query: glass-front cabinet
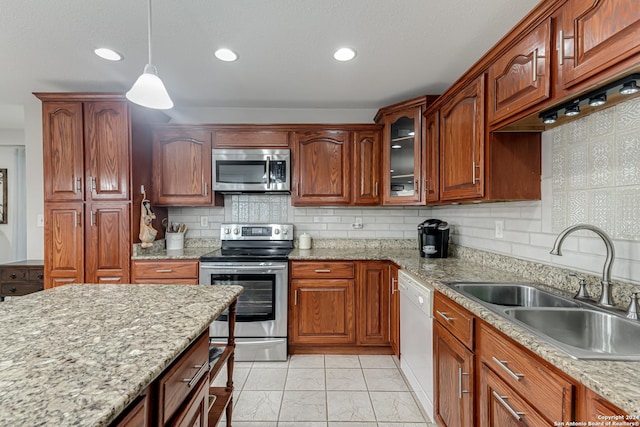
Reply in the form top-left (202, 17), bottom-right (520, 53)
top-left (376, 96), bottom-right (437, 205)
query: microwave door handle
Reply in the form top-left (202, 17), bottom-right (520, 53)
top-left (266, 156), bottom-right (271, 189)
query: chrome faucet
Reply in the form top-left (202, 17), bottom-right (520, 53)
top-left (550, 224), bottom-right (616, 307)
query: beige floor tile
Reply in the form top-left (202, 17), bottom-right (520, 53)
top-left (233, 390), bottom-right (283, 422)
top-left (289, 354), bottom-right (325, 368)
top-left (243, 368), bottom-right (288, 390)
top-left (211, 366), bottom-right (250, 389)
top-left (325, 368), bottom-right (367, 391)
top-left (252, 359), bottom-right (290, 369)
top-left (377, 423), bottom-right (436, 427)
top-left (279, 423), bottom-right (328, 427)
top-left (285, 368), bottom-right (326, 390)
top-left (327, 391), bottom-right (376, 422)
top-left (324, 354), bottom-right (361, 368)
top-left (369, 392), bottom-right (425, 423)
top-left (358, 355), bottom-right (397, 368)
top-left (328, 422), bottom-right (377, 427)
top-left (363, 368), bottom-right (409, 391)
top-left (279, 390), bottom-right (327, 422)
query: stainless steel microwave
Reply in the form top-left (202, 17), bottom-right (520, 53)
top-left (212, 148), bottom-right (290, 193)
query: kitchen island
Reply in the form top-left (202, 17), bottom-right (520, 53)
top-left (0, 283), bottom-right (243, 426)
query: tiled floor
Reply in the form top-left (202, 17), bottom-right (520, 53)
top-left (213, 354), bottom-right (436, 427)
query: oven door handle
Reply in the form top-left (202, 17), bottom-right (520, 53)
top-left (201, 265), bottom-right (286, 271)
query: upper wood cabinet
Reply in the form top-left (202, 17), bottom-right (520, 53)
top-left (439, 76), bottom-right (485, 201)
top-left (352, 129), bottom-right (381, 205)
top-left (423, 110), bottom-right (440, 204)
top-left (488, 18), bottom-right (552, 125)
top-left (213, 128), bottom-right (289, 148)
top-left (152, 129), bottom-right (214, 206)
top-left (291, 130), bottom-right (351, 206)
top-left (42, 101), bottom-right (130, 202)
top-left (557, 0), bottom-right (640, 91)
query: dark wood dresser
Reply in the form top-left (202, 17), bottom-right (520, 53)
top-left (0, 260), bottom-right (44, 301)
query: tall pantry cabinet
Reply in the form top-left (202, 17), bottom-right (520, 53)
top-left (36, 93), bottom-right (152, 288)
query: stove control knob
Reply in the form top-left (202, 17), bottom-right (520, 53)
top-left (223, 227), bottom-right (231, 235)
top-left (233, 228), bottom-right (239, 235)
top-left (274, 228), bottom-right (280, 235)
top-left (283, 228), bottom-right (289, 235)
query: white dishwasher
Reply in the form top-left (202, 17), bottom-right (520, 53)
top-left (399, 269), bottom-right (434, 422)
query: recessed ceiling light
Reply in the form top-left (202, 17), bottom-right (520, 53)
top-left (94, 48), bottom-right (123, 61)
top-left (215, 48), bottom-right (238, 62)
top-left (333, 47), bottom-right (356, 61)
top-left (391, 144), bottom-right (402, 149)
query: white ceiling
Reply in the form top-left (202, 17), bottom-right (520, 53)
top-left (0, 0), bottom-right (540, 125)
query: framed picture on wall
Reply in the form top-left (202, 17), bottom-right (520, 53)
top-left (0, 169), bottom-right (6, 224)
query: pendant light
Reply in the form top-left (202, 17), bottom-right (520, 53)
top-left (126, 0), bottom-right (173, 109)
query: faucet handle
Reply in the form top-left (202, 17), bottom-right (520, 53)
top-left (626, 292), bottom-right (639, 320)
top-left (567, 272), bottom-right (592, 300)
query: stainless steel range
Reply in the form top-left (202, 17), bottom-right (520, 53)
top-left (199, 223), bottom-right (293, 361)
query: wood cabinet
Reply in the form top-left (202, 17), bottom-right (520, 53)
top-left (439, 76), bottom-right (485, 201)
top-left (423, 110), bottom-right (440, 204)
top-left (291, 130), bottom-right (351, 206)
top-left (357, 261), bottom-right (389, 345)
top-left (352, 129), bottom-right (381, 205)
top-left (0, 260), bottom-right (44, 301)
top-left (290, 261), bottom-right (356, 345)
top-left (579, 387), bottom-right (629, 422)
top-left (557, 0), bottom-right (640, 91)
top-left (37, 94), bottom-right (138, 288)
top-left (488, 18), bottom-right (552, 125)
top-left (213, 128), bottom-right (289, 148)
top-left (132, 260), bottom-right (199, 285)
top-left (389, 264), bottom-right (400, 358)
top-left (152, 129), bottom-right (215, 206)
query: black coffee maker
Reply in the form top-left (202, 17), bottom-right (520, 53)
top-left (418, 219), bottom-right (450, 258)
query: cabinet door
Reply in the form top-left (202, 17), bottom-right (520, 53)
top-left (440, 76), bottom-right (485, 201)
top-left (44, 202), bottom-right (84, 288)
top-left (423, 110), bottom-right (440, 204)
top-left (171, 375), bottom-right (208, 427)
top-left (382, 108), bottom-right (423, 205)
top-left (479, 363), bottom-right (550, 427)
top-left (290, 278), bottom-right (355, 344)
top-left (357, 262), bottom-right (389, 345)
top-left (488, 18), bottom-right (551, 125)
top-left (85, 202), bottom-right (130, 284)
top-left (84, 102), bottom-right (130, 201)
top-left (434, 322), bottom-right (474, 427)
top-left (42, 102), bottom-right (84, 202)
top-left (352, 130), bottom-right (381, 205)
top-left (152, 130), bottom-right (213, 206)
top-left (291, 130), bottom-right (351, 206)
top-left (558, 0), bottom-right (640, 90)
top-left (389, 264), bottom-right (400, 358)
top-left (580, 387), bottom-right (628, 422)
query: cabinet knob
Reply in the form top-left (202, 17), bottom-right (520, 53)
top-left (37, 274), bottom-right (44, 280)
top-left (9, 274), bottom-right (17, 279)
top-left (9, 287), bottom-right (16, 293)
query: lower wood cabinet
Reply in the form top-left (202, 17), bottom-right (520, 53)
top-left (131, 260), bottom-right (199, 285)
top-left (289, 260), bottom-right (396, 353)
top-left (389, 263), bottom-right (400, 357)
top-left (579, 387), bottom-right (629, 422)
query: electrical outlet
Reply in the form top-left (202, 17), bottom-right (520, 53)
top-left (37, 214), bottom-right (44, 227)
top-left (352, 217), bottom-right (363, 229)
top-left (200, 216), bottom-right (209, 228)
top-left (495, 220), bottom-right (504, 239)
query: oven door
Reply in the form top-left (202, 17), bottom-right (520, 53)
top-left (200, 262), bottom-right (288, 338)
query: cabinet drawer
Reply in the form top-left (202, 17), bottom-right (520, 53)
top-left (1, 269), bottom-right (28, 281)
top-left (158, 332), bottom-right (209, 425)
top-left (290, 262), bottom-right (355, 279)
top-left (434, 292), bottom-right (474, 349)
top-left (478, 322), bottom-right (574, 422)
top-left (132, 260), bottom-right (199, 279)
top-left (1, 283), bottom-right (44, 297)
top-left (28, 269), bottom-right (45, 281)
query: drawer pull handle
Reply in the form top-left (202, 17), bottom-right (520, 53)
top-left (436, 310), bottom-right (455, 322)
top-left (492, 357), bottom-right (524, 381)
top-left (458, 367), bottom-right (470, 399)
top-left (37, 275), bottom-right (44, 280)
top-left (9, 287), bottom-right (17, 293)
top-left (182, 362), bottom-right (208, 388)
top-left (9, 274), bottom-right (17, 279)
top-left (492, 391), bottom-right (524, 421)
top-left (155, 269), bottom-right (173, 273)
top-left (314, 269), bottom-right (331, 273)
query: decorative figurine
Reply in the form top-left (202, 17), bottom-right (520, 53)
top-left (139, 192), bottom-right (157, 248)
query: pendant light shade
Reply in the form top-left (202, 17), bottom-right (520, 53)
top-left (126, 0), bottom-right (173, 109)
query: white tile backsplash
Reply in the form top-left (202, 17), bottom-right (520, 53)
top-left (167, 97), bottom-right (640, 286)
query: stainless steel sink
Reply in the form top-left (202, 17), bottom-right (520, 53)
top-left (504, 308), bottom-right (640, 361)
top-left (449, 282), bottom-right (580, 308)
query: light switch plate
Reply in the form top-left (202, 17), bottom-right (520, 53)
top-left (495, 220), bottom-right (504, 239)
top-left (200, 216), bottom-right (208, 228)
top-left (37, 214), bottom-right (44, 227)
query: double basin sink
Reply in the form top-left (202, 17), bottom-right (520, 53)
top-left (445, 282), bottom-right (640, 361)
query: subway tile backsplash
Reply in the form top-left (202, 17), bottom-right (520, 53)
top-left (168, 97), bottom-right (640, 286)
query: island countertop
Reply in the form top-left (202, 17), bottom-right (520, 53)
top-left (0, 283), bottom-right (243, 427)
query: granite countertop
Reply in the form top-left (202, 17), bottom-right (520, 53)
top-left (0, 284), bottom-right (243, 426)
top-left (289, 247), bottom-right (640, 416)
top-left (131, 247), bottom-right (215, 260)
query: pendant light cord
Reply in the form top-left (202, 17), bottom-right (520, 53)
top-left (147, 0), bottom-right (153, 65)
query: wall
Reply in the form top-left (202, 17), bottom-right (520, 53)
top-left (0, 129), bottom-right (27, 263)
top-left (170, 97), bottom-right (640, 286)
